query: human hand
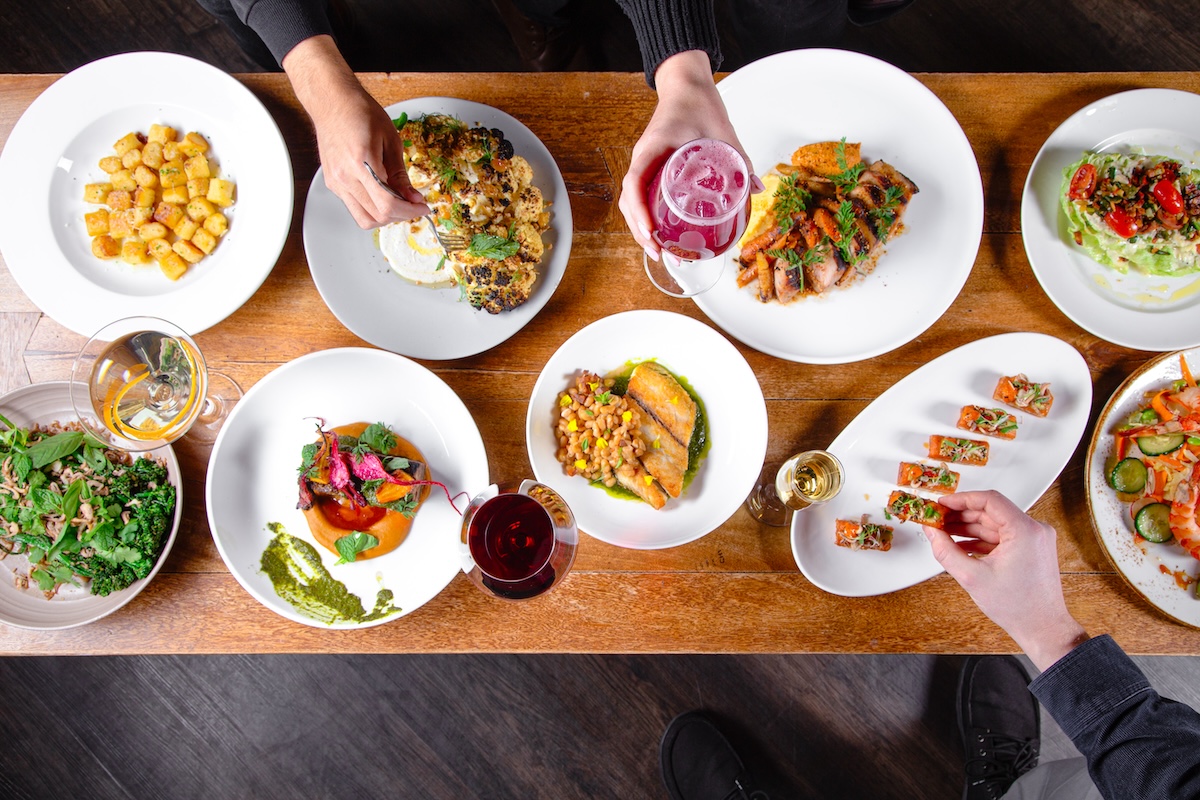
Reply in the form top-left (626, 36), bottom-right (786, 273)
top-left (924, 490), bottom-right (1088, 671)
top-left (618, 50), bottom-right (762, 263)
top-left (283, 36), bottom-right (429, 229)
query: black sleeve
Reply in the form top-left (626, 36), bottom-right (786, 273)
top-left (613, 0), bottom-right (722, 88)
top-left (204, 0), bottom-right (335, 66)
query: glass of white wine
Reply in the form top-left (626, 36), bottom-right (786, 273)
top-left (70, 316), bottom-right (242, 451)
top-left (745, 450), bottom-right (844, 527)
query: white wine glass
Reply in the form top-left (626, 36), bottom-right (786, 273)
top-left (70, 316), bottom-right (242, 451)
top-left (745, 449), bottom-right (844, 527)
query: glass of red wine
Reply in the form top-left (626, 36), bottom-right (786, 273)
top-left (459, 480), bottom-right (578, 600)
top-left (644, 137), bottom-right (751, 298)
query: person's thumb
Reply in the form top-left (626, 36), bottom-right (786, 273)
top-left (924, 525), bottom-right (977, 582)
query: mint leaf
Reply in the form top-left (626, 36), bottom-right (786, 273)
top-left (334, 532), bottom-right (379, 565)
top-left (391, 112), bottom-right (408, 131)
top-left (358, 423), bottom-right (397, 456)
top-left (468, 233), bottom-right (519, 260)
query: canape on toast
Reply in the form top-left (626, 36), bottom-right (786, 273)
top-left (734, 139), bottom-right (918, 304)
top-left (835, 518), bottom-right (894, 551)
top-left (885, 491), bottom-right (949, 529)
top-left (956, 405), bottom-right (1019, 440)
top-left (994, 374), bottom-right (1054, 417)
top-left (897, 461), bottom-right (960, 494)
top-left (927, 434), bottom-right (990, 466)
top-left (554, 362), bottom-right (703, 510)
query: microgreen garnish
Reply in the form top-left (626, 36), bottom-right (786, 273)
top-left (771, 173), bottom-right (810, 224)
top-left (334, 532), bottom-right (379, 565)
top-left (830, 138), bottom-right (865, 193)
top-left (468, 232), bottom-right (520, 260)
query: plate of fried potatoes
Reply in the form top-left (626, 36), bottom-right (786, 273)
top-left (0, 52), bottom-right (293, 336)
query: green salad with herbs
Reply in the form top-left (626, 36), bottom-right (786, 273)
top-left (0, 413), bottom-right (176, 597)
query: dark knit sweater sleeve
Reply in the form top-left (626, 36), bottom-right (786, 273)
top-left (226, 0), bottom-right (334, 65)
top-left (614, 0), bottom-right (722, 88)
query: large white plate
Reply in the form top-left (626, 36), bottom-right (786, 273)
top-left (303, 97), bottom-right (572, 360)
top-left (693, 49), bottom-right (983, 364)
top-left (0, 52), bottom-right (293, 336)
top-left (526, 310), bottom-right (767, 549)
top-left (1021, 89), bottom-right (1200, 352)
top-left (1086, 346), bottom-right (1200, 628)
top-left (206, 348), bottom-right (489, 628)
top-left (792, 333), bottom-right (1092, 596)
top-left (0, 381), bottom-right (181, 630)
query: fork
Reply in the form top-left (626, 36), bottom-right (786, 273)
top-left (362, 161), bottom-right (470, 253)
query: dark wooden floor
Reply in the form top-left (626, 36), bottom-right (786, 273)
top-left (4, 1), bottom-right (1200, 798)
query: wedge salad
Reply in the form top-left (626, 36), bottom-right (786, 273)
top-left (1062, 152), bottom-right (1200, 276)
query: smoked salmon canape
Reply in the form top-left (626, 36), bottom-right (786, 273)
top-left (897, 461), bottom-right (961, 494)
top-left (927, 434), bottom-right (989, 466)
top-left (885, 491), bottom-right (950, 529)
top-left (835, 518), bottom-right (894, 551)
top-left (957, 405), bottom-right (1019, 440)
top-left (994, 374), bottom-right (1053, 417)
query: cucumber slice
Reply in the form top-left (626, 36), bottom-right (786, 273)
top-left (1134, 502), bottom-right (1174, 543)
top-left (1137, 433), bottom-right (1186, 456)
top-left (1109, 457), bottom-right (1148, 493)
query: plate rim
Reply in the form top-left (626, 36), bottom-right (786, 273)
top-left (302, 96), bottom-right (572, 360)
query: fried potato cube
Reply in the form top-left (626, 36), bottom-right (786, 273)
top-left (141, 141), bottom-right (164, 169)
top-left (126, 206), bottom-right (154, 228)
top-left (203, 212), bottom-right (228, 237)
top-left (110, 169), bottom-right (137, 192)
top-left (158, 160), bottom-right (186, 188)
top-left (84, 209), bottom-right (110, 236)
top-left (187, 178), bottom-right (209, 199)
top-left (138, 221), bottom-right (168, 240)
top-left (191, 226), bottom-right (217, 254)
top-left (105, 190), bottom-right (133, 211)
top-left (178, 131), bottom-right (209, 157)
top-left (152, 201), bottom-right (185, 229)
top-left (163, 141), bottom-right (181, 161)
top-left (121, 148), bottom-right (142, 169)
top-left (172, 239), bottom-right (204, 264)
top-left (173, 217), bottom-right (199, 240)
top-left (91, 235), bottom-right (120, 259)
top-left (135, 186), bottom-right (157, 208)
top-left (206, 178), bottom-right (235, 208)
top-left (159, 252), bottom-right (188, 280)
top-left (186, 197), bottom-right (214, 221)
top-left (112, 132), bottom-right (144, 156)
top-left (148, 124), bottom-right (176, 144)
top-left (133, 165), bottom-right (158, 188)
top-left (120, 238), bottom-right (150, 265)
top-left (161, 185), bottom-right (189, 205)
top-left (147, 237), bottom-right (173, 261)
top-left (107, 210), bottom-right (133, 238)
top-left (84, 182), bottom-right (113, 204)
top-left (98, 156), bottom-right (122, 174)
top-left (184, 154), bottom-right (210, 180)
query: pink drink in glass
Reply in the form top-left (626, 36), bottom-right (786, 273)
top-left (648, 138), bottom-right (750, 265)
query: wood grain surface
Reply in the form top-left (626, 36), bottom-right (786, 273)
top-left (3, 71), bottom-right (1200, 655)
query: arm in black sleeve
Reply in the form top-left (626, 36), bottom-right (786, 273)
top-left (1030, 635), bottom-right (1200, 799)
top-left (197, 0), bottom-right (334, 66)
top-left (613, 0), bottom-right (721, 87)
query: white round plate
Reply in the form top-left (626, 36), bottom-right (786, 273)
top-left (1021, 88), bottom-right (1200, 352)
top-left (206, 347), bottom-right (489, 628)
top-left (1086, 345), bottom-right (1200, 627)
top-left (0, 381), bottom-right (182, 629)
top-left (0, 52), bottom-right (293, 336)
top-left (526, 310), bottom-right (767, 549)
top-left (694, 49), bottom-right (983, 364)
top-left (303, 97), bottom-right (572, 360)
top-left (792, 333), bottom-right (1092, 596)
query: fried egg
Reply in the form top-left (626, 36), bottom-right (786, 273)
top-left (377, 216), bottom-right (456, 288)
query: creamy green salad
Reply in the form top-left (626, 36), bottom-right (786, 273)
top-left (1061, 151), bottom-right (1200, 276)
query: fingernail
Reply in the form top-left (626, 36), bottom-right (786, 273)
top-left (644, 246), bottom-right (659, 263)
top-left (638, 224), bottom-right (652, 241)
top-left (751, 174), bottom-right (766, 194)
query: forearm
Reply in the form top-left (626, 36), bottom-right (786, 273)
top-left (613, 0), bottom-right (721, 87)
top-left (282, 35), bottom-right (361, 125)
top-left (1031, 635), bottom-right (1200, 797)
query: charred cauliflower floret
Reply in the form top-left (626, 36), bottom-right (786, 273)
top-left (514, 186), bottom-right (544, 223)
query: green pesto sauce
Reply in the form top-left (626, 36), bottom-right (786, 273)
top-left (261, 522), bottom-right (401, 625)
top-left (594, 360), bottom-right (711, 503)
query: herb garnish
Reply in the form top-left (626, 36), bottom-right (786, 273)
top-left (391, 112), bottom-right (408, 131)
top-left (335, 531), bottom-right (380, 565)
top-left (830, 138), bottom-right (866, 193)
top-left (771, 173), bottom-right (811, 224)
top-left (468, 231), bottom-right (520, 260)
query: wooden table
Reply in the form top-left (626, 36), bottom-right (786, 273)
top-left (2, 71), bottom-right (1200, 655)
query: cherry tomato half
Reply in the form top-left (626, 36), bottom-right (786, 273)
top-left (1152, 179), bottom-right (1185, 215)
top-left (1068, 163), bottom-right (1097, 200)
top-left (1104, 207), bottom-right (1139, 239)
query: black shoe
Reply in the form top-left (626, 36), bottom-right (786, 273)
top-left (660, 711), bottom-right (769, 800)
top-left (957, 656), bottom-right (1041, 800)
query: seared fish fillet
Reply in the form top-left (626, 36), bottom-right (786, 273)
top-left (635, 413), bottom-right (689, 498)
top-left (626, 363), bottom-right (697, 449)
top-left (615, 462), bottom-right (668, 510)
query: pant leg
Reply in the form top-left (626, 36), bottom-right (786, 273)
top-left (1001, 758), bottom-right (1103, 800)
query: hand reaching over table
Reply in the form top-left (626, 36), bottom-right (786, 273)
top-left (284, 35), bottom-right (429, 229)
top-left (618, 50), bottom-right (762, 263)
top-left (924, 490), bottom-right (1090, 671)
